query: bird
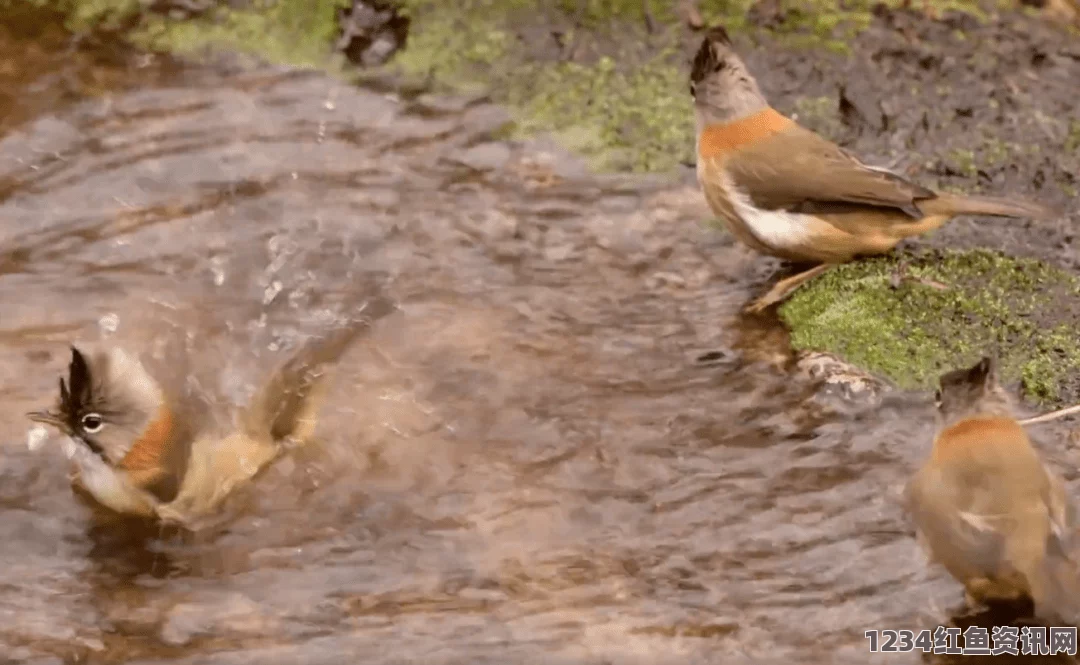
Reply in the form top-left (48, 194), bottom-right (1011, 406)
top-left (26, 313), bottom-right (384, 528)
top-left (689, 26), bottom-right (1057, 313)
top-left (904, 356), bottom-right (1079, 622)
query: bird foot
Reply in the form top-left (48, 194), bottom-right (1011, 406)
top-left (744, 263), bottom-right (833, 314)
top-left (743, 292), bottom-right (783, 314)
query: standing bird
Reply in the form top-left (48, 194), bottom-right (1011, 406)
top-left (689, 26), bottom-right (1057, 312)
top-left (26, 314), bottom-right (384, 528)
top-left (905, 357), bottom-right (1079, 622)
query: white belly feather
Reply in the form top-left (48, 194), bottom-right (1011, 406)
top-left (61, 435), bottom-right (159, 515)
top-left (718, 170), bottom-right (816, 251)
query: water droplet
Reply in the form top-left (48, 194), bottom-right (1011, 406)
top-left (26, 425), bottom-right (49, 451)
top-left (98, 313), bottom-right (120, 335)
top-left (263, 280), bottom-right (284, 305)
top-left (287, 290), bottom-right (307, 309)
top-left (210, 256), bottom-right (227, 286)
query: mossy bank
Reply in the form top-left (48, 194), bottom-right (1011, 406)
top-left (18, 0), bottom-right (1071, 175)
top-left (778, 250), bottom-right (1080, 405)
top-left (15, 0), bottom-right (1033, 173)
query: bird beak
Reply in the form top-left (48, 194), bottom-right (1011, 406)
top-left (26, 410), bottom-right (67, 431)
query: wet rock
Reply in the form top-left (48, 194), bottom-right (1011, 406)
top-left (694, 349), bottom-right (738, 367)
top-left (517, 136), bottom-right (591, 182)
top-left (795, 351), bottom-right (894, 408)
top-left (456, 104), bottom-right (515, 144)
top-left (448, 142), bottom-right (513, 172)
top-left (458, 208), bottom-right (520, 244)
top-left (409, 92), bottom-right (488, 117)
top-left (336, 0), bottom-right (410, 67)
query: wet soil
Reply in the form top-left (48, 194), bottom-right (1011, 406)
top-left (0, 5), bottom-right (1079, 665)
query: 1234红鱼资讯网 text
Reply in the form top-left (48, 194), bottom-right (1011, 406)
top-left (865, 626), bottom-right (1077, 655)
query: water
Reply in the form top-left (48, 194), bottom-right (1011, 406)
top-left (1, 13), bottom-right (1078, 665)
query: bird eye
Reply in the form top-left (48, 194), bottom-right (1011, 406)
top-left (81, 413), bottom-right (104, 433)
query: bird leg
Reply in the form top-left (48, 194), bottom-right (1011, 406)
top-left (744, 263), bottom-right (833, 314)
top-left (888, 258), bottom-right (910, 289)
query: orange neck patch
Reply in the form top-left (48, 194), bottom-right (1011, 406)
top-left (698, 107), bottom-right (793, 159)
top-left (119, 404), bottom-right (174, 472)
top-left (932, 415), bottom-right (1026, 460)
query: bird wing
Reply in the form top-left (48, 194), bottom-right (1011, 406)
top-left (1031, 473), bottom-right (1080, 622)
top-left (903, 467), bottom-right (1009, 578)
top-left (241, 295), bottom-right (397, 445)
top-left (156, 431), bottom-right (281, 529)
top-left (1045, 469), bottom-right (1076, 542)
top-left (723, 124), bottom-right (937, 218)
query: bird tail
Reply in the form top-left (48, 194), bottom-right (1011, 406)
top-left (157, 299), bottom-right (397, 527)
top-left (927, 192), bottom-right (1059, 221)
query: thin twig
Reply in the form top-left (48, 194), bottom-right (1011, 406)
top-left (1020, 403), bottom-right (1080, 426)
top-left (642, 0), bottom-right (656, 34)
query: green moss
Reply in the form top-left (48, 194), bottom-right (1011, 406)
top-left (2, 0), bottom-right (141, 30)
top-left (507, 54), bottom-right (692, 171)
top-left (552, 0), bottom-right (678, 28)
top-left (387, 0), bottom-right (1015, 174)
top-left (390, 0), bottom-right (1002, 173)
top-left (390, 0), bottom-right (696, 172)
top-left (16, 0), bottom-right (1045, 176)
top-left (135, 0), bottom-right (350, 69)
top-left (12, 0), bottom-right (351, 69)
top-left (778, 249), bottom-right (1080, 404)
top-left (792, 95), bottom-right (843, 139)
top-left (946, 148), bottom-right (978, 178)
top-left (392, 0), bottom-right (520, 91)
top-left (981, 137), bottom-right (1012, 166)
top-left (1066, 118), bottom-right (1080, 154)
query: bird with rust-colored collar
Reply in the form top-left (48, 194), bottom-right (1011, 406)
top-left (27, 318), bottom-right (376, 527)
top-left (905, 357), bottom-right (1079, 622)
top-left (690, 26), bottom-right (1057, 313)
